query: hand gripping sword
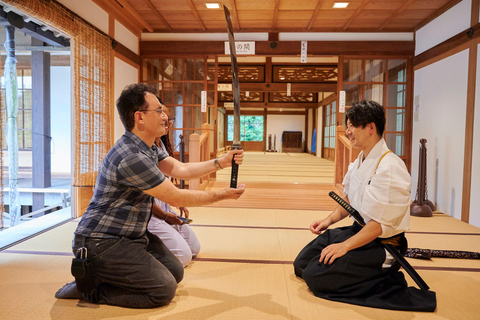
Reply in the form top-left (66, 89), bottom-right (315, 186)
top-left (223, 5), bottom-right (241, 188)
top-left (329, 191), bottom-right (430, 292)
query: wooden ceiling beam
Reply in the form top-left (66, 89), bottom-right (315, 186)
top-left (379, 0), bottom-right (416, 31)
top-left (119, 0), bottom-right (463, 34)
top-left (187, 0), bottom-right (207, 31)
top-left (93, 0), bottom-right (153, 33)
top-left (144, 0), bottom-right (172, 31)
top-left (238, 82), bottom-right (337, 92)
top-left (342, 0), bottom-right (370, 31)
top-left (307, 0), bottom-right (324, 30)
top-left (222, 102), bottom-right (319, 109)
top-left (272, 0), bottom-right (280, 31)
top-left (229, 0), bottom-right (241, 30)
top-left (141, 40), bottom-right (415, 56)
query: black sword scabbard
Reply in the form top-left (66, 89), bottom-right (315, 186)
top-left (328, 191), bottom-right (430, 292)
top-left (383, 244), bottom-right (430, 292)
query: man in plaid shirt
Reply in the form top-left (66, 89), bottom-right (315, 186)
top-left (56, 83), bottom-right (245, 308)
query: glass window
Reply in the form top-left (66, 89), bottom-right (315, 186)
top-left (162, 82), bottom-right (183, 105)
top-left (388, 60), bottom-right (407, 82)
top-left (195, 59), bottom-right (204, 80)
top-left (163, 58), bottom-right (183, 81)
top-left (344, 84), bottom-right (362, 106)
top-left (365, 59), bottom-right (385, 82)
top-left (184, 59), bottom-right (196, 81)
top-left (385, 133), bottom-right (404, 156)
top-left (184, 83), bottom-right (195, 105)
top-left (386, 108), bottom-right (405, 132)
top-left (365, 84), bottom-right (383, 104)
top-left (1, 69), bottom-right (32, 150)
top-left (227, 115), bottom-right (264, 141)
top-left (183, 106), bottom-right (203, 129)
top-left (343, 59), bottom-right (362, 82)
top-left (387, 84), bottom-right (406, 107)
top-left (341, 57), bottom-right (409, 158)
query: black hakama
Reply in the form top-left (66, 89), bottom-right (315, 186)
top-left (293, 223), bottom-right (436, 312)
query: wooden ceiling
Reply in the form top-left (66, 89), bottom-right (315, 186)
top-left (107, 0), bottom-right (461, 33)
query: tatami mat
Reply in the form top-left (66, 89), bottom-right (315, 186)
top-left (1, 152), bottom-right (480, 319)
top-left (215, 152), bottom-right (334, 184)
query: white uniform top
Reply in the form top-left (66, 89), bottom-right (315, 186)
top-left (342, 138), bottom-right (411, 238)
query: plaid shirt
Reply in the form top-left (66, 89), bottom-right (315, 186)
top-left (75, 131), bottom-right (168, 239)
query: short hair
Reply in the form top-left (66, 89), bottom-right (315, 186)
top-left (116, 83), bottom-right (157, 131)
top-left (345, 100), bottom-right (385, 137)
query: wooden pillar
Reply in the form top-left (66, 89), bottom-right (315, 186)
top-left (31, 38), bottom-right (51, 214)
top-left (189, 133), bottom-right (200, 190)
top-left (265, 57), bottom-right (272, 151)
top-left (461, 0), bottom-right (480, 223)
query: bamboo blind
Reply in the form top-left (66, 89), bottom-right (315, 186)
top-left (72, 23), bottom-right (112, 186)
top-left (1, 0), bottom-right (113, 188)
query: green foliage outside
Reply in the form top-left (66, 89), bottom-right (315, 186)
top-left (227, 115), bottom-right (263, 141)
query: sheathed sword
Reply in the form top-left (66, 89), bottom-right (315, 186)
top-left (223, 5), bottom-right (241, 188)
top-left (329, 191), bottom-right (430, 292)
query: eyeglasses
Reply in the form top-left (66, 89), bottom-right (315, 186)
top-left (141, 107), bottom-right (165, 115)
top-left (168, 117), bottom-right (175, 123)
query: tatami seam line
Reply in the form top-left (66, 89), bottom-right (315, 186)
top-left (2, 250), bottom-right (479, 273)
top-left (189, 224), bottom-right (480, 236)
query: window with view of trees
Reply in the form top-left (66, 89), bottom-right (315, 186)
top-left (1, 69), bottom-right (32, 150)
top-left (227, 115), bottom-right (264, 141)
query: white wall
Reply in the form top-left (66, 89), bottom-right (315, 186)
top-left (113, 58), bottom-right (139, 141)
top-left (470, 44), bottom-right (480, 228)
top-left (56, 0), bottom-right (109, 34)
top-left (414, 0), bottom-right (480, 226)
top-left (412, 50), bottom-right (468, 221)
top-left (415, 0), bottom-right (471, 55)
top-left (266, 115), bottom-right (305, 153)
top-left (115, 20), bottom-right (139, 54)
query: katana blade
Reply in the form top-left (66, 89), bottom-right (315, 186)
top-left (224, 5), bottom-right (241, 188)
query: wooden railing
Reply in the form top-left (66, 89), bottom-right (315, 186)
top-left (334, 125), bottom-right (360, 192)
top-left (3, 187), bottom-right (71, 219)
top-left (189, 123), bottom-right (213, 190)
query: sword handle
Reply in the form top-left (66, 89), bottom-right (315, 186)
top-left (230, 145), bottom-right (241, 188)
top-left (230, 159), bottom-right (239, 188)
top-left (328, 191), bottom-right (365, 226)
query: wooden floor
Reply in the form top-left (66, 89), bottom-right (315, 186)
top-left (1, 152), bottom-right (480, 319)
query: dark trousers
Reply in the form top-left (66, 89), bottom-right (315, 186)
top-left (293, 224), bottom-right (436, 312)
top-left (73, 231), bottom-right (184, 308)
